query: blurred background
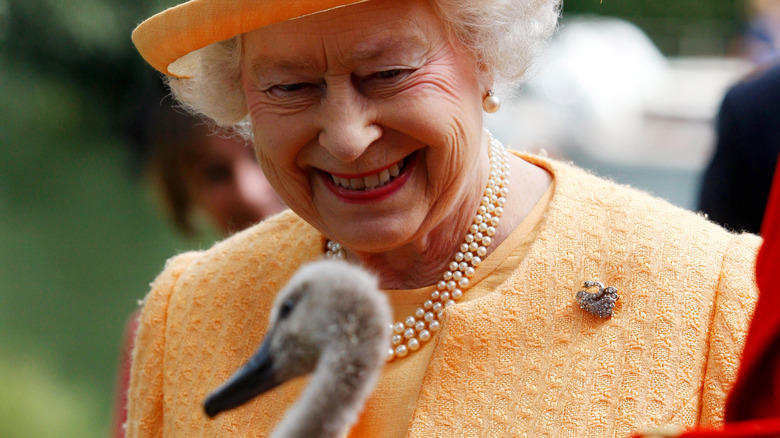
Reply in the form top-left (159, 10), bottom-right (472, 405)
top-left (0, 0), bottom-right (773, 436)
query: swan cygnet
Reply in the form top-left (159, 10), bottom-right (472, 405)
top-left (203, 259), bottom-right (392, 438)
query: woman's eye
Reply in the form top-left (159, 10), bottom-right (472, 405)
top-left (275, 83), bottom-right (306, 92)
top-left (375, 69), bottom-right (402, 79)
top-left (266, 82), bottom-right (315, 98)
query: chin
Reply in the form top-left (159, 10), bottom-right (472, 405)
top-left (329, 218), bottom-right (421, 253)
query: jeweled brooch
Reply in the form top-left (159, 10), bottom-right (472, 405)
top-left (576, 281), bottom-right (619, 318)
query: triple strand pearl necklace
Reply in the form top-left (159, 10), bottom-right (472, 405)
top-left (326, 132), bottom-right (511, 361)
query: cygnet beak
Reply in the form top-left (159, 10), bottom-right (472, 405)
top-left (203, 336), bottom-right (281, 418)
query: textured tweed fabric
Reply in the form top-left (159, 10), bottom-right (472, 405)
top-left (126, 155), bottom-right (760, 437)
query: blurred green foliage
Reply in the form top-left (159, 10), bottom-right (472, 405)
top-left (563, 0), bottom-right (750, 55)
top-left (0, 2), bottom-right (214, 435)
top-left (0, 348), bottom-right (104, 437)
top-left (0, 0), bottom-right (751, 436)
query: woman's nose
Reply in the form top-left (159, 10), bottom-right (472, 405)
top-left (317, 81), bottom-right (382, 162)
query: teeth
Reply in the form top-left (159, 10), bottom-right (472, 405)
top-left (389, 163), bottom-right (400, 177)
top-left (350, 178), bottom-right (365, 190)
top-left (364, 173), bottom-right (380, 189)
top-left (332, 159), bottom-right (406, 190)
top-left (379, 169), bottom-right (391, 184)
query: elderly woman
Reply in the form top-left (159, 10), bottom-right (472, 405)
top-left (126, 0), bottom-right (760, 436)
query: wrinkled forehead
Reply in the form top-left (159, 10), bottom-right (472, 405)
top-left (243, 35), bottom-right (433, 79)
top-left (240, 0), bottom-right (443, 74)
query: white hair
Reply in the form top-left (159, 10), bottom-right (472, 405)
top-left (166, 0), bottom-right (561, 129)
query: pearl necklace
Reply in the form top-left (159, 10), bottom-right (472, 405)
top-left (326, 132), bottom-right (510, 361)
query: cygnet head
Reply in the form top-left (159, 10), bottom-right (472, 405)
top-left (204, 259), bottom-right (392, 418)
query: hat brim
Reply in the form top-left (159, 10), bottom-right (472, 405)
top-left (132, 0), bottom-right (369, 78)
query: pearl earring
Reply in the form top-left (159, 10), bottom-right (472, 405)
top-left (482, 90), bottom-right (501, 113)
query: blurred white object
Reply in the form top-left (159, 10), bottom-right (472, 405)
top-left (486, 16), bottom-right (753, 210)
top-left (536, 17), bottom-right (669, 121)
top-left (488, 16), bottom-right (752, 169)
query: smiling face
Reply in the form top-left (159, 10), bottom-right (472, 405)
top-left (185, 134), bottom-right (286, 235)
top-left (240, 0), bottom-right (490, 255)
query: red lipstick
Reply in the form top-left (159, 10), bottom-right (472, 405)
top-left (319, 152), bottom-right (418, 203)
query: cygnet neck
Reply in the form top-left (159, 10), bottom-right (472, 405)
top-left (270, 333), bottom-right (386, 438)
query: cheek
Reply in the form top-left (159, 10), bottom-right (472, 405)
top-left (250, 130), bottom-right (324, 227)
top-left (241, 80), bottom-right (324, 227)
top-left (195, 182), bottom-right (230, 206)
top-left (253, 144), bottom-right (308, 198)
top-left (393, 77), bottom-right (485, 212)
top-left (382, 48), bottom-right (483, 146)
top-left (243, 83), bottom-right (315, 205)
top-left (190, 188), bottom-right (233, 230)
top-left (383, 77), bottom-right (484, 184)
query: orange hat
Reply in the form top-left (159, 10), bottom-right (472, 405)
top-left (132, 0), bottom-right (368, 78)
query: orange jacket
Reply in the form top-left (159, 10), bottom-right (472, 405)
top-left (127, 156), bottom-right (761, 437)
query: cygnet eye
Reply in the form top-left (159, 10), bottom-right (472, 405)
top-left (278, 298), bottom-right (296, 320)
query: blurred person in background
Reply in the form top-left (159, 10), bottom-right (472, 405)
top-left (110, 99), bottom-right (286, 438)
top-left (741, 0), bottom-right (780, 65)
top-left (135, 98), bottom-right (286, 236)
top-left (698, 61), bottom-right (780, 234)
